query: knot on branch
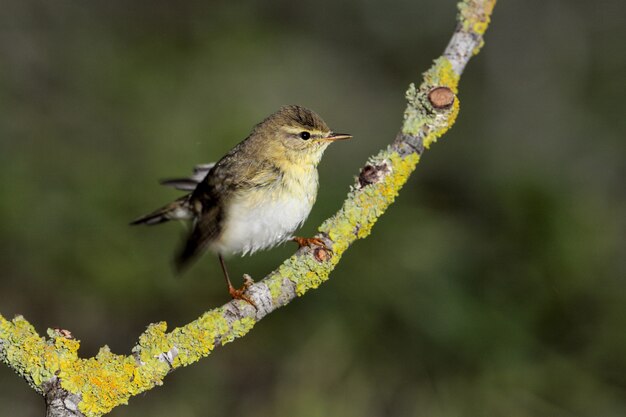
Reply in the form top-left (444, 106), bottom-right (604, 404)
top-left (358, 161), bottom-right (391, 188)
top-left (313, 246), bottom-right (332, 262)
top-left (428, 87), bottom-right (455, 110)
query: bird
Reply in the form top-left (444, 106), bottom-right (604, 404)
top-left (131, 105), bottom-right (351, 304)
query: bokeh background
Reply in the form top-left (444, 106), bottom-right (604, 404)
top-left (1, 0), bottom-right (625, 416)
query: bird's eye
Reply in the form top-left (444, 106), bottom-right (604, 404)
top-left (299, 131), bottom-right (311, 140)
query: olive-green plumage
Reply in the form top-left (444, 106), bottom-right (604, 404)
top-left (131, 105), bottom-right (351, 274)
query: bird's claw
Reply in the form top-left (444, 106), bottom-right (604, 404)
top-left (228, 280), bottom-right (257, 309)
top-left (293, 236), bottom-right (331, 251)
top-left (293, 236), bottom-right (334, 262)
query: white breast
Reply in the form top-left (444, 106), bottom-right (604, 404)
top-left (210, 179), bottom-right (317, 256)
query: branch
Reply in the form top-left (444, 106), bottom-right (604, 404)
top-left (0, 1), bottom-right (496, 416)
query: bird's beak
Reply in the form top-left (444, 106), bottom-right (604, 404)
top-left (321, 132), bottom-right (352, 142)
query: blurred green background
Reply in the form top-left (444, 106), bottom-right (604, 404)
top-left (1, 0), bottom-right (625, 416)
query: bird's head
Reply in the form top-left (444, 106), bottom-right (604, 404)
top-left (252, 105), bottom-right (351, 166)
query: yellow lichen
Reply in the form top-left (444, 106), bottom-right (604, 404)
top-left (423, 57), bottom-right (460, 93)
top-left (404, 59), bottom-right (461, 149)
top-left (316, 150), bottom-right (419, 277)
top-left (58, 346), bottom-right (150, 416)
top-left (458, 0), bottom-right (496, 36)
top-left (0, 305), bottom-right (266, 417)
top-left (51, 306), bottom-right (262, 416)
top-left (266, 274), bottom-right (285, 302)
top-left (402, 57), bottom-right (460, 141)
top-left (0, 316), bottom-right (55, 392)
top-left (222, 317), bottom-right (256, 345)
top-left (276, 252), bottom-right (333, 296)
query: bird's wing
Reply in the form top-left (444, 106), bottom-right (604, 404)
top-left (174, 145), bottom-right (282, 269)
top-left (160, 162), bottom-right (216, 191)
top-left (206, 151), bottom-right (281, 193)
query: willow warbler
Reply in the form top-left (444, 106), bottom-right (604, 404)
top-left (131, 105), bottom-right (351, 302)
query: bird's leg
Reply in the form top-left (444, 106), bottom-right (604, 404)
top-left (218, 254), bottom-right (256, 308)
top-left (292, 236), bottom-right (332, 253)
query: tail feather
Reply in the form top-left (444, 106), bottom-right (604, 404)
top-left (159, 179), bottom-right (199, 192)
top-left (130, 196), bottom-right (193, 226)
top-left (160, 162), bottom-right (216, 191)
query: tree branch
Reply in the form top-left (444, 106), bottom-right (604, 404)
top-left (0, 1), bottom-right (497, 415)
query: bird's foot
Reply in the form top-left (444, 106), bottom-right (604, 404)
top-left (293, 236), bottom-right (333, 260)
top-left (293, 236), bottom-right (327, 249)
top-left (227, 277), bottom-right (256, 309)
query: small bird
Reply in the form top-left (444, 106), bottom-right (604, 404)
top-left (131, 105), bottom-right (351, 303)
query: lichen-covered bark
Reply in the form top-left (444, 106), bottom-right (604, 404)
top-left (0, 1), bottom-right (497, 416)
